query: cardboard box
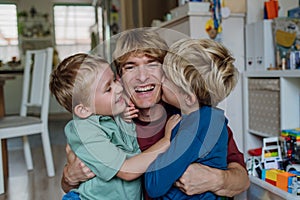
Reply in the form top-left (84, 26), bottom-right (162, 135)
top-left (224, 0), bottom-right (246, 13)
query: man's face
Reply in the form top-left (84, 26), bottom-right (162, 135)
top-left (120, 54), bottom-right (163, 109)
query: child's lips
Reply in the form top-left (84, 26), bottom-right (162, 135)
top-left (116, 96), bottom-right (124, 104)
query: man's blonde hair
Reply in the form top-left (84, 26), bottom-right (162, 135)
top-left (50, 53), bottom-right (109, 113)
top-left (113, 28), bottom-right (168, 75)
top-left (163, 38), bottom-right (239, 106)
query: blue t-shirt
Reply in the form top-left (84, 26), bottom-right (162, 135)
top-left (144, 106), bottom-right (228, 199)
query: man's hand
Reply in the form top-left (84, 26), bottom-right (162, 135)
top-left (175, 163), bottom-right (223, 196)
top-left (61, 144), bottom-right (96, 192)
top-left (175, 162), bottom-right (249, 197)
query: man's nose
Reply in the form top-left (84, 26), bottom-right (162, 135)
top-left (136, 65), bottom-right (149, 81)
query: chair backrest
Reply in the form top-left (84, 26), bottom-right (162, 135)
top-left (20, 47), bottom-right (53, 121)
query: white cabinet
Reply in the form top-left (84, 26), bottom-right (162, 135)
top-left (245, 20), bottom-right (275, 71)
top-left (157, 12), bottom-right (246, 151)
top-left (243, 70), bottom-right (300, 199)
top-left (243, 70), bottom-right (300, 155)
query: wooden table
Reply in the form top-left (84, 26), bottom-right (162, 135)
top-left (0, 75), bottom-right (15, 194)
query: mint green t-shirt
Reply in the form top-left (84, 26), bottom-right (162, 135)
top-left (65, 115), bottom-right (143, 200)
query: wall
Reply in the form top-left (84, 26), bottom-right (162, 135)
top-left (247, 0), bottom-right (299, 24)
top-left (120, 0), bottom-right (177, 29)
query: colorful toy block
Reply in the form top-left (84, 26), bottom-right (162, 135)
top-left (276, 171), bottom-right (296, 191)
top-left (265, 169), bottom-right (285, 186)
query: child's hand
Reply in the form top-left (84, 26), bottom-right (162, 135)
top-left (122, 100), bottom-right (139, 123)
top-left (164, 114), bottom-right (181, 140)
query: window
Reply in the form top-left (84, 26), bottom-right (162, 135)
top-left (53, 5), bottom-right (102, 60)
top-left (0, 4), bottom-right (19, 62)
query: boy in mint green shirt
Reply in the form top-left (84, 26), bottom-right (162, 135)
top-left (49, 53), bottom-right (180, 200)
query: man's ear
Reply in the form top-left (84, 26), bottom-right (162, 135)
top-left (74, 104), bottom-right (93, 118)
top-left (184, 92), bottom-right (197, 106)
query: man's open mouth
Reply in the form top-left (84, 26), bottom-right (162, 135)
top-left (135, 84), bottom-right (155, 93)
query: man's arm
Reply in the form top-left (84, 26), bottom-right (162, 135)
top-left (175, 162), bottom-right (249, 197)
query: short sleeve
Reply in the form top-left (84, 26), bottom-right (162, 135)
top-left (65, 118), bottom-right (127, 181)
top-left (227, 126), bottom-right (246, 169)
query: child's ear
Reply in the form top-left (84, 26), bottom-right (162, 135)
top-left (74, 104), bottom-right (93, 118)
top-left (184, 93), bottom-right (197, 106)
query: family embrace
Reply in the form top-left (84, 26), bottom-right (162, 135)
top-left (50, 28), bottom-right (250, 200)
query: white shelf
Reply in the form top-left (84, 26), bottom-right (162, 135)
top-left (245, 70), bottom-right (300, 78)
top-left (248, 129), bottom-right (280, 138)
top-left (21, 36), bottom-right (52, 41)
top-left (249, 175), bottom-right (300, 200)
top-left (244, 70), bottom-right (300, 199)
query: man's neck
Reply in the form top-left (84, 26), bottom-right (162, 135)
top-left (137, 103), bottom-right (166, 122)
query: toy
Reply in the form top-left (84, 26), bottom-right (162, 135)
top-left (288, 171), bottom-right (300, 195)
top-left (246, 156), bottom-right (262, 178)
top-left (265, 169), bottom-right (284, 186)
top-left (276, 171), bottom-right (295, 192)
top-left (286, 163), bottom-right (300, 172)
top-left (262, 137), bottom-right (282, 169)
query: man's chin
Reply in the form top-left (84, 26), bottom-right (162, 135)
top-left (133, 99), bottom-right (159, 109)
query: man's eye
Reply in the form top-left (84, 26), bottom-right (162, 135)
top-left (146, 62), bottom-right (161, 68)
top-left (123, 65), bottom-right (135, 71)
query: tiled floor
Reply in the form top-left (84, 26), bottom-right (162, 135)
top-left (0, 113), bottom-right (71, 200)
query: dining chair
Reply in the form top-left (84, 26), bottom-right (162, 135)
top-left (0, 47), bottom-right (55, 193)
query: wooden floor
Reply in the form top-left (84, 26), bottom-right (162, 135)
top-left (0, 114), bottom-right (70, 200)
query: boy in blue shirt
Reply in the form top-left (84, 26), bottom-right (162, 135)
top-left (144, 38), bottom-right (239, 199)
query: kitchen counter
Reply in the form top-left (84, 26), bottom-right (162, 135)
top-left (0, 64), bottom-right (23, 74)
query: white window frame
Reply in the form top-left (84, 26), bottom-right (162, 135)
top-left (0, 4), bottom-right (19, 62)
top-left (53, 4), bottom-right (102, 60)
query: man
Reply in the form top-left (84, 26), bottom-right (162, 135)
top-left (61, 28), bottom-right (250, 198)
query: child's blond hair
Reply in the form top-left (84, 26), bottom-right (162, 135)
top-left (50, 53), bottom-right (109, 113)
top-left (163, 38), bottom-right (239, 106)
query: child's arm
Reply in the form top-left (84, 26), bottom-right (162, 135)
top-left (116, 114), bottom-right (181, 181)
top-left (144, 110), bottom-right (228, 198)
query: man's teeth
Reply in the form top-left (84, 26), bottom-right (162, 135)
top-left (135, 85), bottom-right (155, 92)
